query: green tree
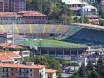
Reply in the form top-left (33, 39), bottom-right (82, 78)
top-left (50, 60), bottom-right (62, 78)
top-left (97, 56), bottom-right (104, 78)
top-left (34, 55), bottom-right (49, 67)
top-left (90, 70), bottom-right (100, 78)
top-left (99, 20), bottom-right (104, 26)
top-left (78, 16), bottom-right (89, 23)
top-left (78, 63), bottom-right (86, 78)
top-left (26, 0), bottom-right (32, 10)
top-left (86, 61), bottom-right (94, 71)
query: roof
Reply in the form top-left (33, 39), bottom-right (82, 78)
top-left (0, 53), bottom-right (14, 61)
top-left (0, 52), bottom-right (21, 61)
top-left (64, 0), bottom-right (87, 5)
top-left (82, 4), bottom-right (96, 9)
top-left (45, 69), bottom-right (57, 73)
top-left (86, 15), bottom-right (99, 18)
top-left (0, 63), bottom-right (45, 69)
top-left (0, 11), bottom-right (47, 18)
top-left (0, 52), bottom-right (21, 57)
top-left (69, 7), bottom-right (81, 10)
top-left (0, 43), bottom-right (23, 49)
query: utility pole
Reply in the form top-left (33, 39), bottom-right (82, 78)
top-left (81, 0), bottom-right (84, 24)
top-left (11, 14), bottom-right (17, 44)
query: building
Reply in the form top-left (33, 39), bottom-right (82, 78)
top-left (0, 62), bottom-right (57, 78)
top-left (81, 0), bottom-right (96, 2)
top-left (0, 52), bottom-right (21, 64)
top-left (0, 11), bottom-right (48, 24)
top-left (81, 47), bottom-right (104, 66)
top-left (100, 0), bottom-right (104, 13)
top-left (81, 4), bottom-right (97, 15)
top-left (0, 0), bottom-right (26, 12)
top-left (86, 14), bottom-right (99, 24)
top-left (0, 33), bottom-right (13, 43)
top-left (64, 0), bottom-right (88, 16)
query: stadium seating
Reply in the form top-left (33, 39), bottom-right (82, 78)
top-left (62, 26), bottom-right (104, 45)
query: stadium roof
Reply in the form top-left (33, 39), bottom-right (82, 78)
top-left (71, 23), bottom-right (104, 30)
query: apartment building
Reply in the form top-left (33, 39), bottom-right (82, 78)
top-left (0, 0), bottom-right (26, 12)
top-left (0, 11), bottom-right (47, 24)
top-left (0, 62), bottom-right (57, 78)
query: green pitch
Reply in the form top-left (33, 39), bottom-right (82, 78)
top-left (16, 39), bottom-right (86, 48)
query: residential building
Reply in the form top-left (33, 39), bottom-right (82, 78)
top-left (64, 0), bottom-right (88, 16)
top-left (0, 0), bottom-right (26, 12)
top-left (81, 47), bottom-right (104, 66)
top-left (0, 0), bottom-right (4, 12)
top-left (0, 62), bottom-right (57, 78)
top-left (81, 4), bottom-right (97, 15)
top-left (86, 14), bottom-right (99, 24)
top-left (0, 52), bottom-right (21, 64)
top-left (100, 0), bottom-right (104, 13)
top-left (0, 11), bottom-right (47, 24)
top-left (0, 33), bottom-right (13, 43)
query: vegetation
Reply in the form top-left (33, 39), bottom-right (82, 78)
top-left (70, 56), bottom-right (104, 78)
top-left (26, 0), bottom-right (73, 23)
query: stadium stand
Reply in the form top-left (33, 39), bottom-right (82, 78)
top-left (62, 26), bottom-right (104, 45)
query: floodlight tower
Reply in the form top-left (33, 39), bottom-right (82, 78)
top-left (11, 13), bottom-right (17, 44)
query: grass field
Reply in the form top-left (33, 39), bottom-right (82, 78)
top-left (15, 39), bottom-right (87, 48)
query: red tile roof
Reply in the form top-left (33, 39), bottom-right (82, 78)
top-left (0, 63), bottom-right (45, 69)
top-left (0, 53), bottom-right (14, 61)
top-left (0, 11), bottom-right (46, 18)
top-left (0, 52), bottom-right (21, 61)
top-left (45, 69), bottom-right (57, 73)
top-left (0, 43), bottom-right (23, 49)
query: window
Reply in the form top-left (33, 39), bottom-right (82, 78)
top-left (12, 68), bottom-right (13, 71)
top-left (11, 73), bottom-right (13, 75)
top-left (30, 69), bottom-right (32, 71)
top-left (30, 74), bottom-right (32, 76)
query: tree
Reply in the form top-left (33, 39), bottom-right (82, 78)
top-left (26, 0), bottom-right (32, 10)
top-left (34, 55), bottom-right (49, 67)
top-left (97, 56), bottom-right (104, 77)
top-left (99, 20), bottom-right (104, 26)
top-left (86, 61), bottom-right (94, 71)
top-left (50, 60), bottom-right (62, 78)
top-left (78, 63), bottom-right (86, 78)
top-left (78, 16), bottom-right (89, 23)
top-left (90, 70), bottom-right (100, 78)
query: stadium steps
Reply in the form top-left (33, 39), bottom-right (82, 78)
top-left (67, 26), bottom-right (82, 36)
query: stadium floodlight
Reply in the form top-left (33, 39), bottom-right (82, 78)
top-left (10, 13), bottom-right (17, 44)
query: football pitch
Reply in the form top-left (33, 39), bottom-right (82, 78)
top-left (15, 39), bottom-right (87, 48)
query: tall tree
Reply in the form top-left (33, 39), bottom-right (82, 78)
top-left (97, 56), bottom-right (104, 77)
top-left (78, 63), bottom-right (86, 78)
top-left (90, 70), bottom-right (100, 78)
top-left (86, 61), bottom-right (94, 71)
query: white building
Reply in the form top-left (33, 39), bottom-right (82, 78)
top-left (61, 0), bottom-right (97, 16)
top-left (81, 47), bottom-right (104, 66)
top-left (81, 4), bottom-right (97, 15)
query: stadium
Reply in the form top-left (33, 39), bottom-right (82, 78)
top-left (0, 23), bottom-right (104, 57)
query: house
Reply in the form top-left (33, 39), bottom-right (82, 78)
top-left (64, 0), bottom-right (88, 16)
top-left (81, 4), bottom-right (97, 16)
top-left (86, 14), bottom-right (99, 24)
top-left (0, 62), bottom-right (57, 78)
top-left (81, 47), bottom-right (104, 66)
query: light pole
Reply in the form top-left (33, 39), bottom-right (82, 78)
top-left (81, 0), bottom-right (84, 24)
top-left (10, 14), bottom-right (17, 44)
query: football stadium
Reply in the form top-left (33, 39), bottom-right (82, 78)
top-left (0, 23), bottom-right (104, 55)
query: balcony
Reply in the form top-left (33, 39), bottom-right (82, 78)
top-left (1, 70), bottom-right (10, 72)
top-left (1, 75), bottom-right (10, 77)
top-left (18, 70), bottom-right (28, 73)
